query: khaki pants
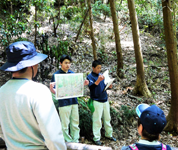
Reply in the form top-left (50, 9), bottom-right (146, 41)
top-left (58, 104), bottom-right (80, 143)
top-left (93, 100), bottom-right (113, 141)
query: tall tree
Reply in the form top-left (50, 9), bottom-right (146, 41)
top-left (127, 0), bottom-right (151, 97)
top-left (87, 0), bottom-right (97, 60)
top-left (109, 0), bottom-right (124, 78)
top-left (172, 1), bottom-right (177, 39)
top-left (50, 0), bottom-right (61, 37)
top-left (75, 9), bottom-right (89, 42)
top-left (162, 0), bottom-right (178, 132)
top-left (31, 0), bottom-right (54, 46)
top-left (34, 4), bottom-right (37, 46)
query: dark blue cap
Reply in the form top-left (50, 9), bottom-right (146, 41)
top-left (136, 104), bottom-right (167, 135)
top-left (0, 41), bottom-right (47, 71)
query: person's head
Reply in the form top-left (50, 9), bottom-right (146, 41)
top-left (92, 60), bottom-right (102, 74)
top-left (59, 54), bottom-right (72, 72)
top-left (0, 41), bottom-right (47, 79)
top-left (136, 104), bottom-right (167, 142)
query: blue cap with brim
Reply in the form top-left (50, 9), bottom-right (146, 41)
top-left (136, 103), bottom-right (150, 118)
top-left (136, 103), bottom-right (167, 135)
top-left (0, 41), bottom-right (47, 71)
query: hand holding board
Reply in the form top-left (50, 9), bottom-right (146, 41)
top-left (103, 70), bottom-right (115, 91)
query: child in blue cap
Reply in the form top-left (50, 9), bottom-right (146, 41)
top-left (121, 103), bottom-right (172, 150)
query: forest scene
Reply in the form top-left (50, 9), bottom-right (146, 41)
top-left (0, 0), bottom-right (178, 149)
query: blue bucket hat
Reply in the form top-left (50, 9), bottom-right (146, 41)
top-left (136, 104), bottom-right (167, 135)
top-left (0, 41), bottom-right (47, 71)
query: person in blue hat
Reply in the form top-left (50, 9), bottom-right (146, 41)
top-left (121, 103), bottom-right (172, 150)
top-left (0, 41), bottom-right (66, 150)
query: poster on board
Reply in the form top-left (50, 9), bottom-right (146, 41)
top-left (55, 73), bottom-right (84, 99)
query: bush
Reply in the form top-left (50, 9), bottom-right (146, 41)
top-left (78, 97), bottom-right (93, 140)
top-left (92, 0), bottom-right (111, 20)
top-left (110, 105), bottom-right (137, 139)
top-left (62, 6), bottom-right (78, 20)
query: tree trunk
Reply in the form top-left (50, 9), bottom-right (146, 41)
top-left (10, 1), bottom-right (13, 15)
top-left (172, 3), bottom-right (176, 39)
top-left (109, 0), bottom-right (124, 78)
top-left (162, 0), bottom-right (178, 132)
top-left (87, 0), bottom-right (97, 60)
top-left (127, 0), bottom-right (151, 97)
top-left (54, 0), bottom-right (61, 37)
top-left (34, 5), bottom-right (37, 47)
top-left (75, 9), bottom-right (89, 42)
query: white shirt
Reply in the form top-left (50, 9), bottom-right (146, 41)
top-left (0, 79), bottom-right (66, 150)
top-left (138, 139), bottom-right (161, 145)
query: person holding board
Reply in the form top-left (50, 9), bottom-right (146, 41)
top-left (50, 54), bottom-right (89, 143)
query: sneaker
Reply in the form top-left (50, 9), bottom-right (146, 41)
top-left (106, 136), bottom-right (117, 141)
top-left (94, 140), bottom-right (102, 145)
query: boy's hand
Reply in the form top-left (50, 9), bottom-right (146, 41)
top-left (109, 84), bottom-right (113, 89)
top-left (98, 75), bottom-right (104, 82)
top-left (84, 80), bottom-right (89, 86)
top-left (50, 82), bottom-right (56, 94)
top-left (95, 75), bottom-right (104, 85)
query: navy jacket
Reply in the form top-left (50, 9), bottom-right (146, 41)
top-left (87, 72), bottom-right (108, 102)
top-left (51, 68), bottom-right (78, 107)
top-left (121, 143), bottom-right (172, 150)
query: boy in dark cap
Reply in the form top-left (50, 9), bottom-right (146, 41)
top-left (121, 103), bottom-right (172, 150)
top-left (0, 41), bottom-right (66, 150)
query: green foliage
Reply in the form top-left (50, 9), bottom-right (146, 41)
top-left (110, 105), bottom-right (136, 129)
top-left (78, 97), bottom-right (93, 140)
top-left (0, 0), bottom-right (54, 52)
top-left (55, 40), bottom-right (69, 65)
top-left (62, 6), bottom-right (78, 20)
top-left (135, 0), bottom-right (163, 36)
top-left (13, 37), bottom-right (28, 42)
top-left (110, 107), bottom-right (123, 128)
top-left (110, 105), bottom-right (137, 139)
top-left (37, 34), bottom-right (69, 68)
top-left (60, 5), bottom-right (85, 24)
top-left (31, 0), bottom-right (53, 11)
top-left (92, 0), bottom-right (111, 20)
top-left (0, 8), bottom-right (28, 59)
top-left (98, 46), bottom-right (108, 62)
top-left (120, 105), bottom-right (136, 120)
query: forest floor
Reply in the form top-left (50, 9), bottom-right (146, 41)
top-left (0, 14), bottom-right (178, 150)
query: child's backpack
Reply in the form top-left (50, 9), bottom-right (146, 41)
top-left (129, 143), bottom-right (167, 150)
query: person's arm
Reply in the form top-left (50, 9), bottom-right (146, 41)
top-left (50, 74), bottom-right (56, 94)
top-left (50, 82), bottom-right (56, 94)
top-left (33, 85), bottom-right (66, 150)
top-left (87, 76), bottom-right (97, 90)
top-left (87, 74), bottom-right (104, 90)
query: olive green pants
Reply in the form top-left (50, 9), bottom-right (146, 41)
top-left (58, 104), bottom-right (80, 143)
top-left (93, 100), bottom-right (113, 141)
